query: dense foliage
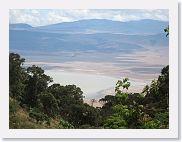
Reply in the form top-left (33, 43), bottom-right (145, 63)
top-left (101, 66), bottom-right (169, 129)
top-left (9, 53), bottom-right (101, 128)
top-left (9, 53), bottom-right (169, 129)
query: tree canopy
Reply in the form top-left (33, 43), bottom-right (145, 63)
top-left (9, 52), bottom-right (169, 129)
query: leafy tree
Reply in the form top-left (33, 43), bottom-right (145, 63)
top-left (48, 83), bottom-right (101, 128)
top-left (104, 102), bottom-right (144, 128)
top-left (48, 84), bottom-right (84, 106)
top-left (68, 104), bottom-right (101, 128)
top-left (29, 109), bottom-right (50, 124)
top-left (104, 114), bottom-right (127, 129)
top-left (141, 112), bottom-right (168, 129)
top-left (158, 65), bottom-right (169, 108)
top-left (38, 92), bottom-right (59, 117)
top-left (164, 26), bottom-right (169, 37)
top-left (99, 95), bottom-right (116, 122)
top-left (103, 78), bottom-right (145, 128)
top-left (59, 118), bottom-right (74, 129)
top-left (143, 65), bottom-right (169, 110)
top-left (24, 65), bottom-right (52, 108)
top-left (142, 85), bottom-right (150, 96)
top-left (9, 53), bottom-right (27, 101)
top-left (114, 78), bottom-right (131, 104)
top-left (115, 78), bottom-right (130, 94)
top-left (48, 84), bottom-right (84, 119)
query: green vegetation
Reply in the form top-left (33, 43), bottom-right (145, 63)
top-left (101, 67), bottom-right (169, 129)
top-left (164, 26), bottom-right (169, 37)
top-left (9, 53), bottom-right (102, 128)
top-left (9, 27), bottom-right (169, 129)
top-left (9, 52), bottom-right (169, 129)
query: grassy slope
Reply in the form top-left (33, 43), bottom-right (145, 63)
top-left (9, 97), bottom-right (64, 129)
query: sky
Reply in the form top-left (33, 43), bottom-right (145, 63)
top-left (9, 9), bottom-right (168, 27)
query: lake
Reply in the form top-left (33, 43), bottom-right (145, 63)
top-left (45, 69), bottom-right (147, 99)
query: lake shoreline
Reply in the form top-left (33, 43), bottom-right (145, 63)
top-left (44, 69), bottom-right (148, 99)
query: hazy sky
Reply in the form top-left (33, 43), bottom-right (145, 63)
top-left (10, 9), bottom-right (168, 27)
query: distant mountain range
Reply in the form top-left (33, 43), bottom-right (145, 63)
top-left (10, 23), bottom-right (33, 30)
top-left (9, 19), bottom-right (169, 55)
top-left (10, 19), bottom-right (168, 35)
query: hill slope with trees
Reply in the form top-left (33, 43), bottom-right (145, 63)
top-left (9, 52), bottom-right (169, 129)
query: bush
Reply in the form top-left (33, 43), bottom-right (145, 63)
top-left (9, 97), bottom-right (20, 114)
top-left (59, 118), bottom-right (74, 129)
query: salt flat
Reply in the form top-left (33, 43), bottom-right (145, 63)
top-left (45, 70), bottom-right (147, 99)
top-left (10, 19), bottom-right (169, 99)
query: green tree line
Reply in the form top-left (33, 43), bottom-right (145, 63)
top-left (9, 53), bottom-right (101, 128)
top-left (101, 65), bottom-right (169, 129)
top-left (9, 52), bottom-right (169, 129)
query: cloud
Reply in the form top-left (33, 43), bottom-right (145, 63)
top-left (47, 11), bottom-right (72, 24)
top-left (10, 10), bottom-right (41, 25)
top-left (9, 9), bottom-right (169, 27)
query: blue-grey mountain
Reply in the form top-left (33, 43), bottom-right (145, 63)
top-left (10, 19), bottom-right (168, 54)
top-left (10, 19), bottom-right (168, 34)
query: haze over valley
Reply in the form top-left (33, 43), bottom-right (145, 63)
top-left (9, 19), bottom-right (169, 99)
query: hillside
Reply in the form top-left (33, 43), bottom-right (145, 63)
top-left (10, 19), bottom-right (168, 54)
top-left (9, 53), bottom-right (169, 129)
top-left (10, 19), bottom-right (168, 34)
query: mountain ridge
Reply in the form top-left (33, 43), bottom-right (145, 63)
top-left (10, 19), bottom-right (168, 35)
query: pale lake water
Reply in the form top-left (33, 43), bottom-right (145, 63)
top-left (24, 46), bottom-right (168, 99)
top-left (45, 70), bottom-right (146, 99)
